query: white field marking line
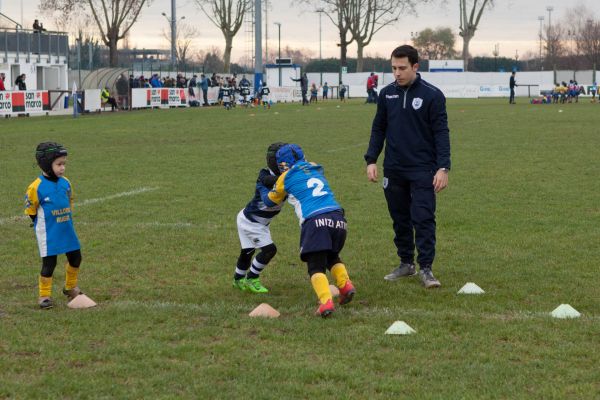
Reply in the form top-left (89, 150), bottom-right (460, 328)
top-left (325, 143), bottom-right (366, 153)
top-left (0, 187), bottom-right (159, 225)
top-left (105, 300), bottom-right (600, 321)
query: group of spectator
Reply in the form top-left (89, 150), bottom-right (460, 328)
top-left (0, 74), bottom-right (27, 91)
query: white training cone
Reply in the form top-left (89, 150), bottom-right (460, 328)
top-left (385, 321), bottom-right (416, 335)
top-left (457, 282), bottom-right (485, 294)
top-left (329, 285), bottom-right (340, 297)
top-left (249, 303), bottom-right (280, 318)
top-left (67, 294), bottom-right (97, 309)
top-left (551, 304), bottom-right (581, 319)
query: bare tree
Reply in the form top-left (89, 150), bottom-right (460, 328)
top-left (347, 0), bottom-right (420, 72)
top-left (163, 22), bottom-right (200, 68)
top-left (459, 0), bottom-right (494, 71)
top-left (295, 0), bottom-right (354, 74)
top-left (38, 0), bottom-right (151, 67)
top-left (544, 24), bottom-right (564, 71)
top-left (194, 0), bottom-right (252, 73)
top-left (577, 18), bottom-right (600, 70)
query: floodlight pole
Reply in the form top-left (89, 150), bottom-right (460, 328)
top-left (538, 16), bottom-right (544, 70)
top-left (317, 9), bottom-right (323, 85)
top-left (546, 6), bottom-right (553, 28)
top-left (254, 0), bottom-right (263, 93)
top-left (171, 0), bottom-right (177, 71)
top-left (274, 22), bottom-right (281, 87)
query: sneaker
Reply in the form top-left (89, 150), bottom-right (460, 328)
top-left (315, 299), bottom-right (335, 318)
top-left (38, 297), bottom-right (53, 309)
top-left (232, 278), bottom-right (247, 291)
top-left (62, 287), bottom-right (83, 301)
top-left (419, 268), bottom-right (441, 289)
top-left (338, 280), bottom-right (355, 305)
top-left (245, 278), bottom-right (269, 294)
top-left (384, 263), bottom-right (416, 281)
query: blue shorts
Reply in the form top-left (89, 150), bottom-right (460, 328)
top-left (299, 211), bottom-right (347, 261)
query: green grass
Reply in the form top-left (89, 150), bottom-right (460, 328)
top-left (1, 98), bottom-right (599, 399)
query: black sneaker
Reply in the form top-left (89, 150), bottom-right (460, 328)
top-left (38, 297), bottom-right (53, 309)
top-left (384, 263), bottom-right (416, 281)
top-left (419, 268), bottom-right (441, 289)
top-left (62, 287), bottom-right (83, 301)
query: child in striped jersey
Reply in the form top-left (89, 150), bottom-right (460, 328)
top-left (233, 142), bottom-right (287, 293)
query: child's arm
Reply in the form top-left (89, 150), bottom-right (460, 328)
top-left (24, 181), bottom-right (40, 220)
top-left (264, 171), bottom-right (289, 207)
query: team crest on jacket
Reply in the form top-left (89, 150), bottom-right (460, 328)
top-left (412, 97), bottom-right (423, 110)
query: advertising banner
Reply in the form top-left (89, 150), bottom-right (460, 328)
top-left (131, 88), bottom-right (187, 109)
top-left (0, 91), bottom-right (50, 115)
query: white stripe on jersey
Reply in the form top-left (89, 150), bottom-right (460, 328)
top-left (36, 205), bottom-right (48, 257)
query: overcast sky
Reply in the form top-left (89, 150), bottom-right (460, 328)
top-left (1, 0), bottom-right (597, 61)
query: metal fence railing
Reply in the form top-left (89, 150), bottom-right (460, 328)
top-left (1, 27), bottom-right (69, 64)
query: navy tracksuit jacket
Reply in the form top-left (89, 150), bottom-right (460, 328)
top-left (365, 73), bottom-right (451, 267)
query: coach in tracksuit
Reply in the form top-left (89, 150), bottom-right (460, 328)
top-left (364, 45), bottom-right (450, 289)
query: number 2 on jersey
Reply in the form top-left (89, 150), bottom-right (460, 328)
top-left (307, 178), bottom-right (328, 197)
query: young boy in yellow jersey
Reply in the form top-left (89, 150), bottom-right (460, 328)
top-left (25, 142), bottom-right (84, 309)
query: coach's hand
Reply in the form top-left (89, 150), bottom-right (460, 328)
top-left (367, 164), bottom-right (378, 182)
top-left (433, 169), bottom-right (449, 193)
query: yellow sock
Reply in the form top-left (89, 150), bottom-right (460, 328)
top-left (65, 263), bottom-right (79, 290)
top-left (331, 263), bottom-right (350, 288)
top-left (39, 276), bottom-right (52, 298)
top-left (310, 272), bottom-right (332, 305)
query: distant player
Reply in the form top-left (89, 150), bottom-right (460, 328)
top-left (233, 142), bottom-right (287, 293)
top-left (265, 144), bottom-right (355, 318)
top-left (339, 83), bottom-right (347, 102)
top-left (220, 82), bottom-right (233, 110)
top-left (24, 142), bottom-right (84, 309)
top-left (259, 82), bottom-right (271, 109)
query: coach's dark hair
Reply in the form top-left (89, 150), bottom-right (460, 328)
top-left (391, 45), bottom-right (419, 66)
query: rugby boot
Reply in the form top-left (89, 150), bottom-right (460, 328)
top-left (62, 286), bottom-right (83, 301)
top-left (315, 299), bottom-right (335, 318)
top-left (232, 278), bottom-right (247, 292)
top-left (338, 280), bottom-right (355, 306)
top-left (245, 278), bottom-right (269, 294)
top-left (38, 297), bottom-right (53, 309)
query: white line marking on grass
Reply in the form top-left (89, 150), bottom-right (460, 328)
top-left (78, 221), bottom-right (195, 229)
top-left (0, 187), bottom-right (159, 225)
top-left (76, 187), bottom-right (159, 206)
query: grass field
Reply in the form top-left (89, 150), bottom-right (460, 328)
top-left (1, 98), bottom-right (599, 399)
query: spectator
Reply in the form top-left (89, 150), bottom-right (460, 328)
top-left (339, 82), bottom-right (347, 102)
top-left (310, 83), bottom-right (318, 103)
top-left (101, 87), bottom-right (118, 112)
top-left (15, 74), bottom-right (27, 91)
top-left (509, 71), bottom-right (517, 104)
top-left (366, 72), bottom-right (375, 103)
top-left (150, 74), bottom-right (162, 88)
top-left (33, 19), bottom-right (47, 33)
top-left (115, 73), bottom-right (129, 110)
top-left (199, 74), bottom-right (209, 106)
top-left (0, 73), bottom-right (6, 91)
top-left (211, 73), bottom-right (218, 87)
top-left (322, 82), bottom-right (329, 100)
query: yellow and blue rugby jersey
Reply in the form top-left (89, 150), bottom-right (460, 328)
top-left (24, 175), bottom-right (81, 257)
top-left (243, 168), bottom-right (285, 225)
top-left (266, 161), bottom-right (341, 224)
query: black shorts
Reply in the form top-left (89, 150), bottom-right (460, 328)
top-left (300, 211), bottom-right (347, 261)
